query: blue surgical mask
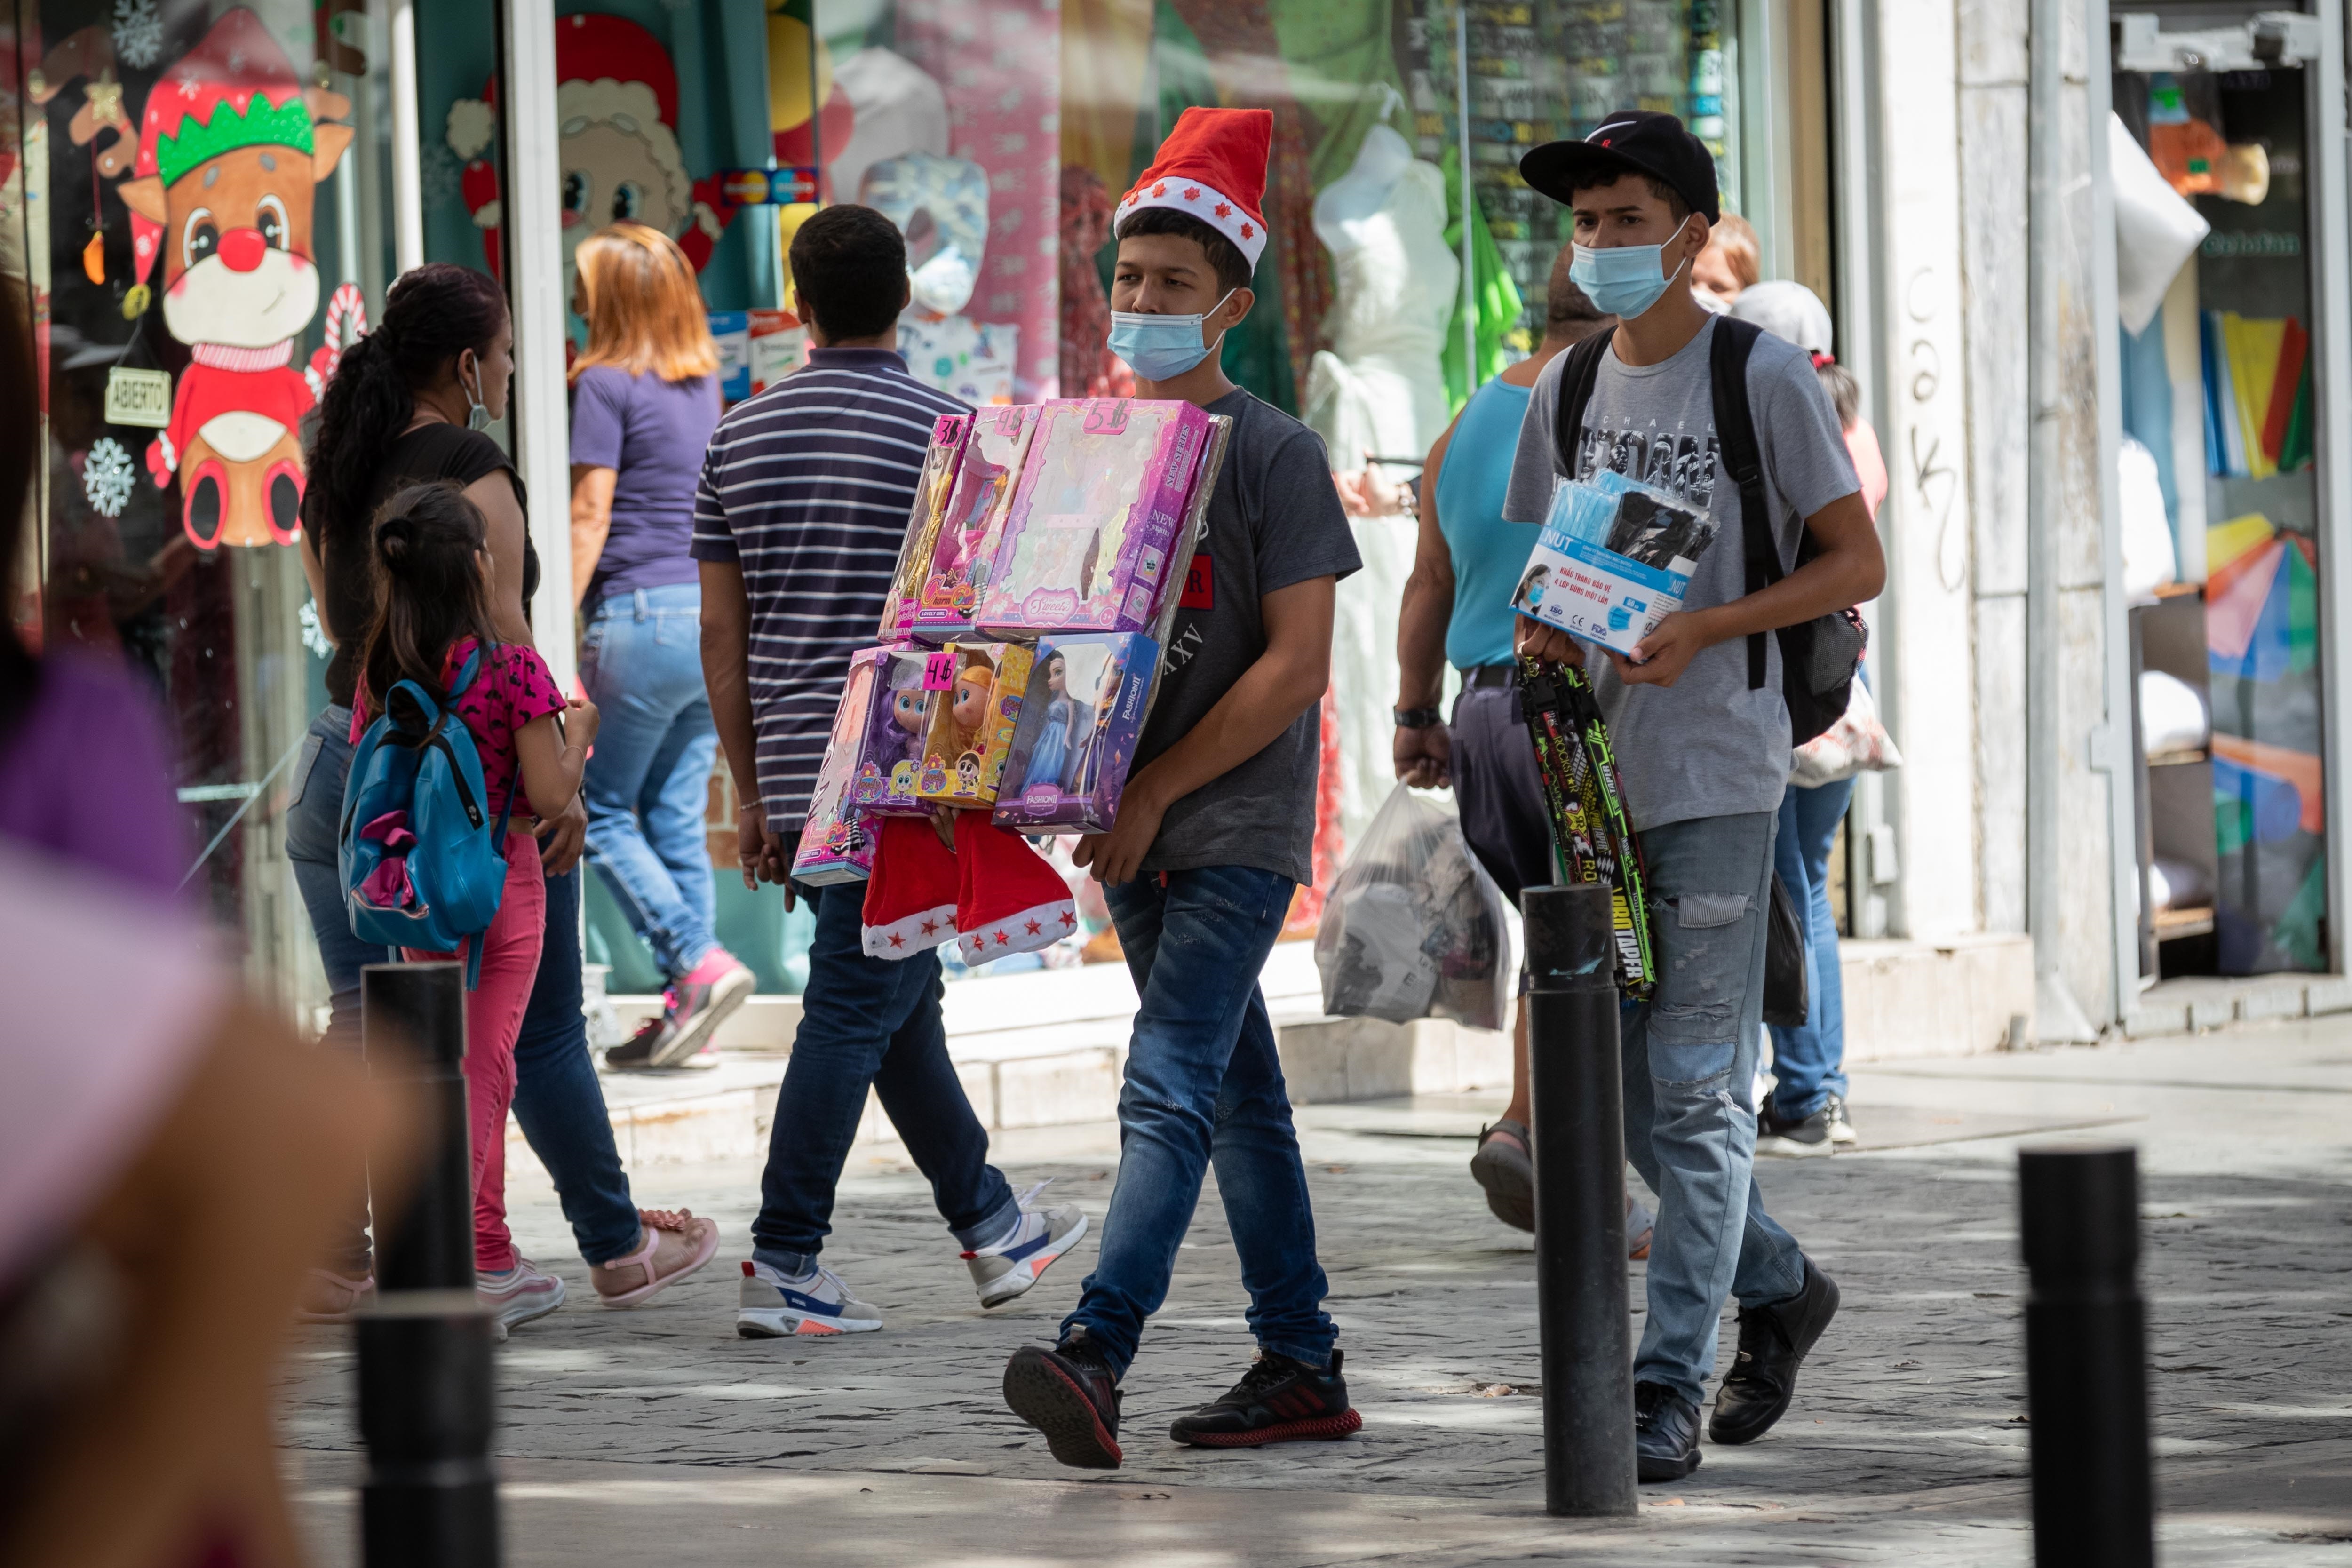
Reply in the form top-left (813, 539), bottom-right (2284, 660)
top-left (1569, 215), bottom-right (1695, 321)
top-left (1109, 289), bottom-right (1237, 382)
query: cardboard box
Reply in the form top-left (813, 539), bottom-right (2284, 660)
top-left (976, 398), bottom-right (1213, 636)
top-left (843, 646), bottom-right (940, 817)
top-left (791, 650), bottom-right (889, 885)
top-left (992, 633), bottom-right (1159, 832)
top-left (747, 309), bottom-right (805, 394)
top-left (915, 642), bottom-right (1036, 807)
top-left (911, 404), bottom-right (1040, 638)
top-left (879, 416), bottom-right (971, 640)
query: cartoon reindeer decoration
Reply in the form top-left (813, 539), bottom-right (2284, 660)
top-left (117, 8), bottom-right (352, 549)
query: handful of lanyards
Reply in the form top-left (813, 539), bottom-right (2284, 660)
top-left (1517, 654), bottom-right (1656, 998)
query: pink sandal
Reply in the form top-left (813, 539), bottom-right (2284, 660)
top-left (593, 1208), bottom-right (720, 1308)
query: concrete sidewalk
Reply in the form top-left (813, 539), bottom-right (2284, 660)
top-left (289, 1018), bottom-right (2352, 1564)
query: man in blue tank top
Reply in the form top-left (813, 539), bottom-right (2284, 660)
top-left (1391, 252), bottom-right (1627, 1237)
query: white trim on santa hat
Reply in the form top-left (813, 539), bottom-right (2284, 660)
top-left (954, 896), bottom-right (1079, 966)
top-left (1115, 178), bottom-right (1265, 270)
top-left (863, 900), bottom-right (959, 960)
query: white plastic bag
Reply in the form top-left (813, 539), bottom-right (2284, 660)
top-left (1314, 784), bottom-right (1512, 1030)
top-left (1788, 677), bottom-right (1904, 789)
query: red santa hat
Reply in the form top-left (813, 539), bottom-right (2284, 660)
top-left (860, 815), bottom-right (1076, 964)
top-left (1114, 106), bottom-right (1272, 272)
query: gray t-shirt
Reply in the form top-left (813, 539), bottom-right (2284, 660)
top-left (1502, 318), bottom-right (1859, 832)
top-left (1136, 389), bottom-right (1363, 884)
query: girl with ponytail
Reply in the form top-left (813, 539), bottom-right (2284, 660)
top-left (286, 269), bottom-right (720, 1329)
top-left (350, 481), bottom-right (598, 1297)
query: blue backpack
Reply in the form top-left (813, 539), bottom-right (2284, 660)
top-left (340, 647), bottom-right (518, 988)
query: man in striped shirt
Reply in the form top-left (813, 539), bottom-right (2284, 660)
top-left (697, 206), bottom-right (1085, 1338)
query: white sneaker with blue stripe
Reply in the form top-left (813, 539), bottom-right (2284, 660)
top-left (735, 1259), bottom-right (883, 1337)
top-left (964, 1182), bottom-right (1089, 1309)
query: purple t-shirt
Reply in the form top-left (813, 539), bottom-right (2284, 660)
top-left (569, 366), bottom-right (722, 604)
top-left (0, 650), bottom-right (189, 897)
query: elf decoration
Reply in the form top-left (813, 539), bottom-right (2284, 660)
top-left (117, 8), bottom-right (353, 549)
top-left (445, 13), bottom-right (731, 301)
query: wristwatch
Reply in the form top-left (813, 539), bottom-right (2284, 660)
top-left (1393, 707), bottom-right (1444, 730)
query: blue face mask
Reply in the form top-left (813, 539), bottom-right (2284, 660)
top-left (1109, 289), bottom-right (1237, 382)
top-left (1568, 215), bottom-right (1695, 321)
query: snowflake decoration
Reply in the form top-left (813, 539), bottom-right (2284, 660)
top-left (83, 438), bottom-right (135, 517)
top-left (112, 0), bottom-right (164, 69)
top-left (299, 599), bottom-right (332, 661)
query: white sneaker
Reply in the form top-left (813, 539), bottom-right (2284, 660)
top-left (1825, 1092), bottom-right (1859, 1145)
top-left (964, 1181), bottom-right (1089, 1309)
top-left (478, 1258), bottom-right (566, 1333)
top-left (736, 1259), bottom-right (884, 1337)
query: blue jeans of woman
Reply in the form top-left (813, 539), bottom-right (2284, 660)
top-left (580, 584), bottom-right (721, 982)
top-left (1062, 865), bottom-right (1337, 1380)
top-left (1622, 812), bottom-right (1810, 1407)
top-left (1767, 777), bottom-right (1856, 1122)
top-left (284, 703), bottom-right (645, 1272)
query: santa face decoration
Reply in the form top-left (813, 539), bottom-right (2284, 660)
top-left (119, 9), bottom-right (352, 550)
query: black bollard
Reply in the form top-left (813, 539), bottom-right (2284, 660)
top-left (2020, 1144), bottom-right (2153, 1568)
top-left (360, 962), bottom-right (500, 1568)
top-left (1523, 883), bottom-right (1637, 1517)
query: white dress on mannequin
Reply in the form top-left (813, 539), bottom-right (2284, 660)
top-left (1304, 123), bottom-right (1461, 846)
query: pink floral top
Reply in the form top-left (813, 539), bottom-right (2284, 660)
top-left (352, 637), bottom-right (565, 819)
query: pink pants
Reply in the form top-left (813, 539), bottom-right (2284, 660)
top-left (405, 830), bottom-right (545, 1273)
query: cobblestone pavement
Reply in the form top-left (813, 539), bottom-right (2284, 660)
top-left (284, 1019), bottom-right (2352, 1564)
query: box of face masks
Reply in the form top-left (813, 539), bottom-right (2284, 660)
top-left (1510, 470), bottom-right (1719, 656)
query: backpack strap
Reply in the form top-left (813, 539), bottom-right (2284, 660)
top-left (1551, 325), bottom-right (1617, 483)
top-left (1708, 316), bottom-right (1774, 691)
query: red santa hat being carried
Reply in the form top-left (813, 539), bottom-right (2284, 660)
top-left (1113, 106), bottom-right (1273, 272)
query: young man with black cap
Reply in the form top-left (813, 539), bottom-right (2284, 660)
top-left (997, 106), bottom-right (1364, 1471)
top-left (1504, 111), bottom-right (1885, 1480)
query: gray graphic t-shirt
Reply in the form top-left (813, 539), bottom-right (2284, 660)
top-left (1502, 318), bottom-right (1859, 832)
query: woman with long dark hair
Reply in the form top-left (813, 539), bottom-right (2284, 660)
top-left (288, 263), bottom-right (717, 1328)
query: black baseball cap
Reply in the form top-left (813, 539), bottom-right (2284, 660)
top-left (1520, 111), bottom-right (1721, 224)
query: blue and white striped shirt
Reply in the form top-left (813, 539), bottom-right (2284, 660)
top-left (691, 348), bottom-right (967, 831)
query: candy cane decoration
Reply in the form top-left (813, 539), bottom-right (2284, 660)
top-left (308, 283), bottom-right (369, 397)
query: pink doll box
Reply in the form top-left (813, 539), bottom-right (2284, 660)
top-left (792, 650), bottom-right (896, 884)
top-left (909, 404), bottom-right (1041, 640)
top-left (990, 632), bottom-right (1160, 833)
top-left (841, 646), bottom-right (940, 817)
top-left (878, 415), bottom-right (971, 641)
top-left (974, 398), bottom-right (1214, 637)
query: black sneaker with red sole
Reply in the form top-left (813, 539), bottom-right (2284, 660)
top-left (1168, 1349), bottom-right (1364, 1448)
top-left (1003, 1328), bottom-right (1124, 1469)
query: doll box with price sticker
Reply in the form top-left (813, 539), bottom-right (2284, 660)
top-left (915, 641), bottom-right (1035, 807)
top-left (879, 415), bottom-right (972, 640)
top-left (991, 632), bottom-right (1160, 832)
top-left (1510, 471), bottom-right (1719, 657)
top-left (910, 404), bottom-right (1040, 639)
top-left (835, 646), bottom-right (941, 818)
top-left (975, 398), bottom-right (1215, 636)
top-left (791, 651), bottom-right (898, 884)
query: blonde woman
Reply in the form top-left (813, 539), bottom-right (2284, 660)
top-left (568, 221), bottom-right (751, 1069)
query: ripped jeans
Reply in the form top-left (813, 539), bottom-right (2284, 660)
top-left (1624, 810), bottom-right (1810, 1406)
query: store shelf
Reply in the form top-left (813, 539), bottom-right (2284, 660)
top-left (2153, 905), bottom-right (2216, 940)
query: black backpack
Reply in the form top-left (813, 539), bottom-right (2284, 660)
top-left (1553, 316), bottom-right (1865, 747)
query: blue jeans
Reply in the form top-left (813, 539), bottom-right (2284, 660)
top-left (1622, 812), bottom-right (1810, 1407)
top-left (1063, 865), bottom-right (1336, 1380)
top-left (580, 585), bottom-right (721, 981)
top-left (751, 876), bottom-right (1015, 1271)
top-left (1768, 778), bottom-right (1855, 1121)
top-left (285, 703), bottom-right (644, 1270)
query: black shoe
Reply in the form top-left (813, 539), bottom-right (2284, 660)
top-left (1709, 1257), bottom-right (1841, 1445)
top-left (1004, 1327), bottom-right (1124, 1469)
top-left (1634, 1380), bottom-right (1702, 1481)
top-left (603, 1014), bottom-right (679, 1071)
top-left (1169, 1349), bottom-right (1364, 1448)
top-left (1756, 1104), bottom-right (1835, 1157)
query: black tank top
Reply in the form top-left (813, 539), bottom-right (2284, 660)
top-left (319, 423), bottom-right (533, 707)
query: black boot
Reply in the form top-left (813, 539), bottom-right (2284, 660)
top-left (1634, 1379), bottom-right (1702, 1481)
top-left (1708, 1257), bottom-right (1840, 1445)
top-left (1003, 1326), bottom-right (1124, 1469)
